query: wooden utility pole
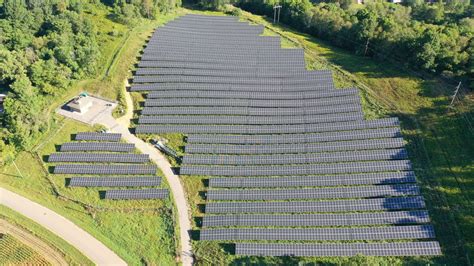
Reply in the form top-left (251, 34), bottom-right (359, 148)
top-left (450, 81), bottom-right (462, 107)
top-left (273, 5), bottom-right (282, 23)
top-left (364, 38), bottom-right (370, 56)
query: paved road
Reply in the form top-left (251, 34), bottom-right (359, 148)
top-left (0, 187), bottom-right (127, 266)
top-left (100, 87), bottom-right (194, 266)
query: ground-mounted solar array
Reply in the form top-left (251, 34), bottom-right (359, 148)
top-left (131, 14), bottom-right (441, 257)
top-left (48, 132), bottom-right (168, 200)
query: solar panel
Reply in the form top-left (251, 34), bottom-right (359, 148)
top-left (145, 43), bottom-right (281, 52)
top-left (180, 160), bottom-right (412, 176)
top-left (144, 95), bottom-right (357, 108)
top-left (199, 225), bottom-right (435, 241)
top-left (60, 142), bottom-right (134, 152)
top-left (74, 132), bottom-right (121, 142)
top-left (135, 118), bottom-right (400, 135)
top-left (131, 82), bottom-right (328, 92)
top-left (187, 127), bottom-right (402, 144)
top-left (156, 25), bottom-right (263, 33)
top-left (185, 138), bottom-right (405, 154)
top-left (145, 88), bottom-right (355, 100)
top-left (183, 149), bottom-right (408, 165)
top-left (54, 164), bottom-right (156, 175)
top-left (137, 62), bottom-right (305, 72)
top-left (206, 184), bottom-right (420, 201)
top-left (139, 56), bottom-right (304, 66)
top-left (133, 74), bottom-right (330, 85)
top-left (202, 211), bottom-right (431, 227)
top-left (104, 189), bottom-right (169, 199)
top-left (68, 176), bottom-right (161, 187)
top-left (144, 41), bottom-right (282, 53)
top-left (234, 242), bottom-right (442, 256)
top-left (141, 105), bottom-right (361, 117)
top-left (136, 68), bottom-right (321, 78)
top-left (208, 172), bottom-right (417, 188)
top-left (48, 153), bottom-right (149, 163)
top-left (204, 196), bottom-right (426, 213)
top-left (137, 113), bottom-right (363, 125)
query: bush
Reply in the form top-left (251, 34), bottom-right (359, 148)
top-left (226, 7), bottom-right (242, 16)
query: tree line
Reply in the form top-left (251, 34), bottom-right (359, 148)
top-left (0, 0), bottom-right (180, 164)
top-left (234, 0), bottom-right (472, 82)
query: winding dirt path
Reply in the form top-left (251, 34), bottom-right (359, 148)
top-left (0, 188), bottom-right (127, 266)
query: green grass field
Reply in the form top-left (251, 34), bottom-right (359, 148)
top-left (0, 205), bottom-right (91, 265)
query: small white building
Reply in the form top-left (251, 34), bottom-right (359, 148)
top-left (67, 96), bottom-right (93, 113)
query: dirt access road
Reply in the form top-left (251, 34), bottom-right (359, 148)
top-left (102, 86), bottom-right (194, 266)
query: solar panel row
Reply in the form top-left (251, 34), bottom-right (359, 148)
top-left (235, 242), bottom-right (442, 256)
top-left (208, 172), bottom-right (417, 188)
top-left (144, 95), bottom-right (357, 108)
top-left (180, 161), bottom-right (412, 176)
top-left (199, 225), bottom-right (436, 241)
top-left (49, 153), bottom-right (149, 163)
top-left (136, 118), bottom-right (399, 134)
top-left (74, 132), bottom-right (121, 142)
top-left (186, 127), bottom-right (402, 144)
top-left (204, 196), bottom-right (426, 213)
top-left (185, 138), bottom-right (405, 154)
top-left (206, 184), bottom-right (420, 201)
top-left (131, 82), bottom-right (330, 92)
top-left (139, 57), bottom-right (305, 66)
top-left (60, 142), bottom-right (134, 152)
top-left (68, 177), bottom-right (161, 187)
top-left (202, 210), bottom-right (430, 227)
top-left (133, 75), bottom-right (331, 85)
top-left (141, 105), bottom-right (361, 116)
top-left (136, 68), bottom-right (321, 78)
top-left (54, 164), bottom-right (157, 175)
top-left (183, 149), bottom-right (408, 165)
top-left (138, 113), bottom-right (363, 125)
top-left (137, 61), bottom-right (305, 71)
top-left (145, 88), bottom-right (355, 100)
top-left (104, 189), bottom-right (169, 200)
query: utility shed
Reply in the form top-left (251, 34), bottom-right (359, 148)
top-left (67, 96), bottom-right (93, 113)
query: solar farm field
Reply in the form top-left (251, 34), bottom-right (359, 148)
top-left (128, 13), bottom-right (467, 264)
top-left (48, 132), bottom-right (169, 200)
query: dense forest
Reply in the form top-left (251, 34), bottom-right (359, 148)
top-left (0, 0), bottom-right (180, 164)
top-left (235, 0), bottom-right (473, 81)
